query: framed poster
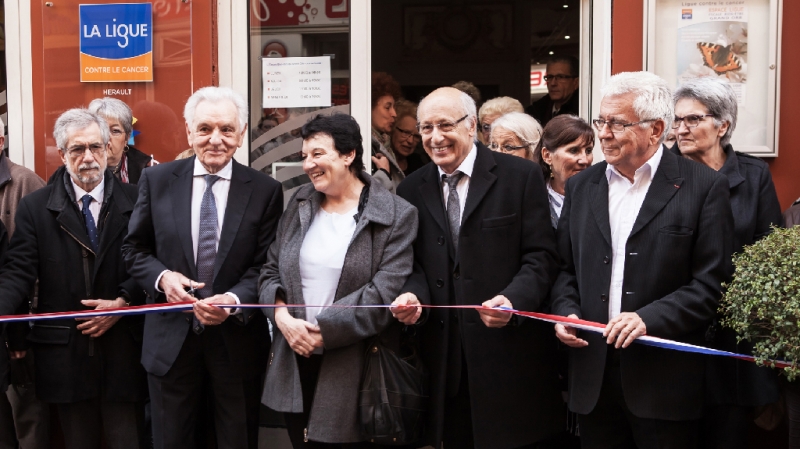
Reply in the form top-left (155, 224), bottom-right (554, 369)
top-left (645, 0), bottom-right (782, 156)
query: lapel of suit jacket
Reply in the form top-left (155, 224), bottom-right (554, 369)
top-left (213, 161), bottom-right (253, 279)
top-left (418, 162), bottom-right (448, 236)
top-left (589, 164), bottom-right (613, 248)
top-left (461, 144), bottom-right (497, 227)
top-left (95, 173), bottom-right (134, 270)
top-left (48, 168), bottom-right (96, 255)
top-left (629, 146), bottom-right (684, 238)
top-left (169, 158), bottom-right (197, 279)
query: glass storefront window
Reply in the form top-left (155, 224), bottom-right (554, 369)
top-left (249, 0), bottom-right (350, 206)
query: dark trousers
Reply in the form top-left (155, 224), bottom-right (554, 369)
top-left (56, 397), bottom-right (141, 449)
top-left (0, 352), bottom-right (50, 449)
top-left (148, 326), bottom-right (261, 449)
top-left (701, 404), bottom-right (750, 449)
top-left (284, 353), bottom-right (378, 449)
top-left (578, 350), bottom-right (699, 449)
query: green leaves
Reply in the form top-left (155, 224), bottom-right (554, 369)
top-left (720, 226), bottom-right (800, 380)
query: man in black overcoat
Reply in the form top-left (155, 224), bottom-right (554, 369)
top-left (0, 108), bottom-right (146, 449)
top-left (551, 72), bottom-right (734, 448)
top-left (391, 87), bottom-right (564, 449)
top-left (123, 87), bottom-right (283, 449)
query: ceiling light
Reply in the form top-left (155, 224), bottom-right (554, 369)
top-left (549, 51), bottom-right (554, 55)
top-left (565, 36), bottom-right (570, 39)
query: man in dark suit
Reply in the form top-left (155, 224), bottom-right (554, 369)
top-left (123, 86), bottom-right (282, 449)
top-left (391, 87), bottom-right (564, 449)
top-left (0, 109), bottom-right (146, 449)
top-left (551, 71), bottom-right (734, 448)
top-left (526, 56), bottom-right (580, 127)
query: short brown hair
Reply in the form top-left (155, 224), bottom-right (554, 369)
top-left (533, 115), bottom-right (594, 179)
top-left (372, 72), bottom-right (402, 108)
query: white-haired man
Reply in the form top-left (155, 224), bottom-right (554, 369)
top-left (551, 72), bottom-right (734, 447)
top-left (123, 87), bottom-right (283, 449)
top-left (391, 87), bottom-right (564, 449)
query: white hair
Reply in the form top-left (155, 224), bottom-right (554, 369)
top-left (491, 112), bottom-right (543, 148)
top-left (53, 109), bottom-right (110, 149)
top-left (88, 97), bottom-right (134, 138)
top-left (183, 86), bottom-right (248, 131)
top-left (479, 97), bottom-right (524, 122)
top-left (0, 117), bottom-right (4, 137)
top-left (601, 72), bottom-right (673, 143)
top-left (674, 77), bottom-right (737, 146)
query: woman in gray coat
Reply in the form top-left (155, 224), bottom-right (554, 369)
top-left (258, 113), bottom-right (418, 447)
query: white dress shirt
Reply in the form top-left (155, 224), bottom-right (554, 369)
top-left (72, 176), bottom-right (104, 225)
top-left (437, 143), bottom-right (477, 218)
top-left (299, 206), bottom-right (358, 336)
top-left (605, 145), bottom-right (663, 319)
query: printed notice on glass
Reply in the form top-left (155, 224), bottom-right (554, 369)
top-left (676, 4), bottom-right (748, 104)
top-left (262, 56), bottom-right (332, 108)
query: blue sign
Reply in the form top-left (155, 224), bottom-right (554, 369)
top-left (79, 3), bottom-right (152, 60)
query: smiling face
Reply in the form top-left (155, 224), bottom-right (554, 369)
top-left (372, 95), bottom-right (397, 135)
top-left (597, 93), bottom-right (663, 179)
top-left (59, 122), bottom-right (109, 192)
top-left (542, 136), bottom-right (594, 187)
top-left (418, 89), bottom-right (475, 175)
top-left (302, 132), bottom-right (356, 196)
top-left (186, 99), bottom-right (245, 174)
top-left (674, 98), bottom-right (727, 159)
top-left (391, 115), bottom-right (420, 158)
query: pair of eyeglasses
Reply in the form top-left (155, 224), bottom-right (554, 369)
top-left (65, 144), bottom-right (106, 158)
top-left (417, 115), bottom-right (468, 135)
top-left (592, 119), bottom-right (657, 134)
top-left (544, 74), bottom-right (577, 82)
top-left (672, 114), bottom-right (715, 129)
top-left (489, 142), bottom-right (529, 153)
top-left (395, 126), bottom-right (421, 142)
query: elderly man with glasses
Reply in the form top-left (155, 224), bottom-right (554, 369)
top-left (0, 109), bottom-right (146, 449)
top-left (550, 71), bottom-right (734, 449)
top-left (390, 86), bottom-right (564, 449)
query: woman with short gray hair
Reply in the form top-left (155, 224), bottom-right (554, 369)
top-left (88, 97), bottom-right (153, 184)
top-left (673, 76), bottom-right (782, 449)
top-left (488, 112), bottom-right (542, 161)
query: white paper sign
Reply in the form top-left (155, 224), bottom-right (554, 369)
top-left (262, 56), bottom-right (332, 108)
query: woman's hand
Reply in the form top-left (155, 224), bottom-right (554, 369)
top-left (391, 293), bottom-right (422, 325)
top-left (372, 153), bottom-right (391, 173)
top-left (275, 307), bottom-right (322, 357)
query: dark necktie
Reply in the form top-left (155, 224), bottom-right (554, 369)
top-left (197, 175), bottom-right (220, 298)
top-left (81, 194), bottom-right (99, 253)
top-left (444, 172), bottom-right (465, 252)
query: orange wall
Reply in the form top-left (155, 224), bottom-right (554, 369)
top-left (611, 1), bottom-right (799, 210)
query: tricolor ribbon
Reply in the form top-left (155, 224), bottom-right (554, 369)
top-left (0, 302), bottom-right (790, 369)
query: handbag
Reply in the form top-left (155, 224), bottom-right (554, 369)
top-left (358, 329), bottom-right (428, 445)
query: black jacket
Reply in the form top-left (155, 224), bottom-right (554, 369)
top-left (0, 167), bottom-right (146, 403)
top-left (397, 143), bottom-right (563, 449)
top-left (671, 145), bottom-right (783, 407)
top-left (551, 147), bottom-right (734, 420)
top-left (122, 157), bottom-right (283, 378)
top-left (526, 89), bottom-right (580, 126)
top-left (122, 146), bottom-right (152, 185)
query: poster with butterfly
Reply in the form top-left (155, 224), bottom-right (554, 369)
top-left (676, 5), bottom-right (748, 105)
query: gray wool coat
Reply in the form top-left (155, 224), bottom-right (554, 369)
top-left (257, 172), bottom-right (418, 443)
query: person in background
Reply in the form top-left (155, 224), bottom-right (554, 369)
top-left (371, 72), bottom-right (404, 194)
top-left (477, 96), bottom-right (524, 145)
top-left (785, 198), bottom-right (800, 227)
top-left (526, 56), bottom-right (580, 127)
top-left (88, 97), bottom-right (152, 185)
top-left (664, 128), bottom-right (677, 151)
top-left (551, 71), bottom-right (733, 448)
top-left (391, 87), bottom-right (564, 449)
top-left (488, 111), bottom-right (542, 161)
top-left (390, 100), bottom-right (426, 176)
top-left (672, 76), bottom-right (782, 449)
top-left (0, 109), bottom-right (147, 449)
top-left (533, 115), bottom-right (595, 228)
top-left (452, 80), bottom-right (482, 107)
top-left (0, 117), bottom-right (49, 449)
top-left (258, 113), bottom-right (417, 447)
